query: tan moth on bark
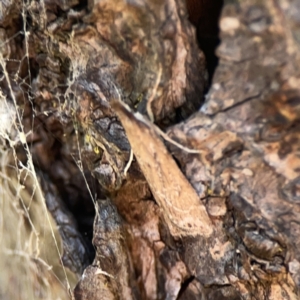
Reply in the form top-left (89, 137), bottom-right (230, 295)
top-left (112, 99), bottom-right (213, 238)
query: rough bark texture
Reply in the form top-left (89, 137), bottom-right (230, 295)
top-left (1, 0), bottom-right (300, 299)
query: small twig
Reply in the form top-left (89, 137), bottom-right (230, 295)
top-left (153, 125), bottom-right (202, 154)
top-left (146, 64), bottom-right (162, 122)
top-left (94, 267), bottom-right (115, 279)
top-left (123, 148), bottom-right (133, 176)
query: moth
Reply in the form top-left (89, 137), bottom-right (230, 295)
top-left (111, 99), bottom-right (213, 238)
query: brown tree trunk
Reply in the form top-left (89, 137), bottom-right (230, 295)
top-left (1, 0), bottom-right (300, 299)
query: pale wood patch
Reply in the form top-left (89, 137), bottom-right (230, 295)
top-left (112, 99), bottom-right (213, 238)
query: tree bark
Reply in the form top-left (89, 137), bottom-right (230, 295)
top-left (1, 0), bottom-right (300, 299)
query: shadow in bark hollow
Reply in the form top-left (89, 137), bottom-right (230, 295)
top-left (187, 0), bottom-right (224, 85)
top-left (177, 275), bottom-right (195, 298)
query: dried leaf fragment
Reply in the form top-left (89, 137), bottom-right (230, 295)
top-left (112, 100), bottom-right (213, 238)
